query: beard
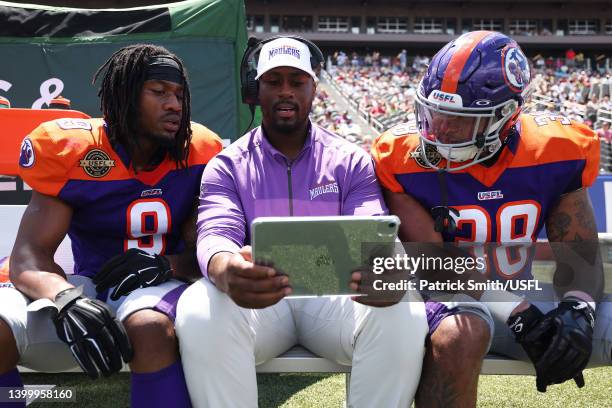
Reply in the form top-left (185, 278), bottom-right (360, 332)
top-left (147, 133), bottom-right (176, 150)
top-left (142, 130), bottom-right (176, 149)
top-left (133, 111), bottom-right (180, 150)
top-left (267, 117), bottom-right (307, 134)
top-left (265, 100), bottom-right (312, 135)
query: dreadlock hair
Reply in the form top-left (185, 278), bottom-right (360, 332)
top-left (93, 44), bottom-right (192, 168)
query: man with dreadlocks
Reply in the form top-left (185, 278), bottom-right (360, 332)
top-left (0, 44), bottom-right (222, 408)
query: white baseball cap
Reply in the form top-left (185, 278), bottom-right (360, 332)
top-left (255, 37), bottom-right (318, 81)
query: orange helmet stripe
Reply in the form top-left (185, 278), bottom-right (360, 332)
top-left (440, 31), bottom-right (493, 94)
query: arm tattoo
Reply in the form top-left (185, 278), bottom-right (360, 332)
top-left (547, 211), bottom-right (571, 241)
top-left (574, 196), bottom-right (597, 233)
top-left (416, 360), bottom-right (460, 408)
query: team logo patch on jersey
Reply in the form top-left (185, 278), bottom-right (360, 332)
top-left (478, 190), bottom-right (504, 200)
top-left (141, 189), bottom-right (163, 197)
top-left (56, 118), bottom-right (92, 131)
top-left (410, 144), bottom-right (442, 168)
top-left (19, 138), bottom-right (35, 168)
top-left (502, 46), bottom-right (530, 92)
top-left (79, 149), bottom-right (115, 178)
top-left (309, 181), bottom-right (339, 200)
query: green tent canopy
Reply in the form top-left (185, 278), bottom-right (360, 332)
top-left (0, 0), bottom-right (250, 141)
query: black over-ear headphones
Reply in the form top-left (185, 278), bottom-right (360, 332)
top-left (240, 35), bottom-right (324, 106)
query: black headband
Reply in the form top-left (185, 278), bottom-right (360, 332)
top-left (146, 56), bottom-right (184, 85)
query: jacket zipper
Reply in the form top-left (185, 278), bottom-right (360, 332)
top-left (287, 162), bottom-right (293, 216)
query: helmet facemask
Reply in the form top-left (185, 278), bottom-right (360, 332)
top-left (415, 86), bottom-right (520, 172)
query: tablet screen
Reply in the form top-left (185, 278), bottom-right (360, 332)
top-left (251, 216), bottom-right (399, 297)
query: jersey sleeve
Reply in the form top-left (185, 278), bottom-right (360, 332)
top-left (371, 130), bottom-right (408, 193)
top-left (570, 121), bottom-right (600, 188)
top-left (518, 115), bottom-right (600, 193)
top-left (188, 122), bottom-right (224, 165)
top-left (343, 148), bottom-right (387, 216)
top-left (18, 121), bottom-right (77, 196)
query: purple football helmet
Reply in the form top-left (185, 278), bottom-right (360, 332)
top-left (415, 31), bottom-right (532, 171)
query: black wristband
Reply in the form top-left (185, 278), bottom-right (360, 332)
top-left (507, 304), bottom-right (542, 339)
top-left (54, 286), bottom-right (84, 311)
top-left (562, 296), bottom-right (596, 329)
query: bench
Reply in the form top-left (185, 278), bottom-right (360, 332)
top-left (19, 346), bottom-right (534, 375)
top-left (254, 346), bottom-right (534, 401)
top-left (0, 204), bottom-right (550, 390)
top-left (256, 345), bottom-right (535, 376)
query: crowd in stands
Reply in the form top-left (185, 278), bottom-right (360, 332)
top-left (312, 50), bottom-right (612, 169)
top-left (310, 89), bottom-right (374, 149)
top-left (529, 57), bottom-right (612, 126)
top-left (325, 51), bottom-right (427, 131)
top-left (311, 90), bottom-right (360, 137)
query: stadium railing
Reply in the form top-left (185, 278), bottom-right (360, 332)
top-left (597, 107), bottom-right (612, 125)
top-left (529, 93), bottom-right (555, 111)
top-left (321, 69), bottom-right (384, 135)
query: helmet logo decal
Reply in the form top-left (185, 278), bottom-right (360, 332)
top-left (431, 91), bottom-right (456, 103)
top-left (503, 46), bottom-right (530, 92)
top-left (428, 90), bottom-right (463, 108)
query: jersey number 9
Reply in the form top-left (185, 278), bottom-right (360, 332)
top-left (125, 198), bottom-right (172, 255)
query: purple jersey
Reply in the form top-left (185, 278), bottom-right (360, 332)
top-left (18, 118), bottom-right (222, 278)
top-left (373, 114), bottom-right (599, 280)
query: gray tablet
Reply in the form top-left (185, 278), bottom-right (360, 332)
top-left (251, 215), bottom-right (400, 297)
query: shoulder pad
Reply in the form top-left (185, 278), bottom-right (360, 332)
top-left (188, 122), bottom-right (223, 165)
top-left (391, 121), bottom-right (419, 136)
top-left (55, 118), bottom-right (93, 131)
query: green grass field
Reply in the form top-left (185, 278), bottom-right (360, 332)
top-left (23, 366), bottom-right (611, 407)
top-left (21, 253), bottom-right (612, 407)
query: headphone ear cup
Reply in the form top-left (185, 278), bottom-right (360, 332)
top-left (244, 69), bottom-right (259, 105)
top-left (306, 42), bottom-right (324, 73)
top-left (241, 36), bottom-right (264, 105)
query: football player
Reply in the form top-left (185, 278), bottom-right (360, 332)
top-left (0, 45), bottom-right (222, 408)
top-left (372, 31), bottom-right (610, 407)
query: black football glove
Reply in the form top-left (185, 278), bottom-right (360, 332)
top-left (53, 286), bottom-right (133, 379)
top-left (534, 297), bottom-right (595, 391)
top-left (93, 248), bottom-right (173, 301)
top-left (507, 304), bottom-right (552, 392)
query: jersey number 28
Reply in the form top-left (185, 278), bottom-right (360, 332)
top-left (452, 200), bottom-right (541, 278)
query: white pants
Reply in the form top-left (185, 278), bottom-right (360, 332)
top-left (175, 279), bottom-right (428, 408)
top-left (0, 275), bottom-right (187, 372)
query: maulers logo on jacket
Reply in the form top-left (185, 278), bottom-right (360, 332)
top-left (309, 182), bottom-right (339, 200)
